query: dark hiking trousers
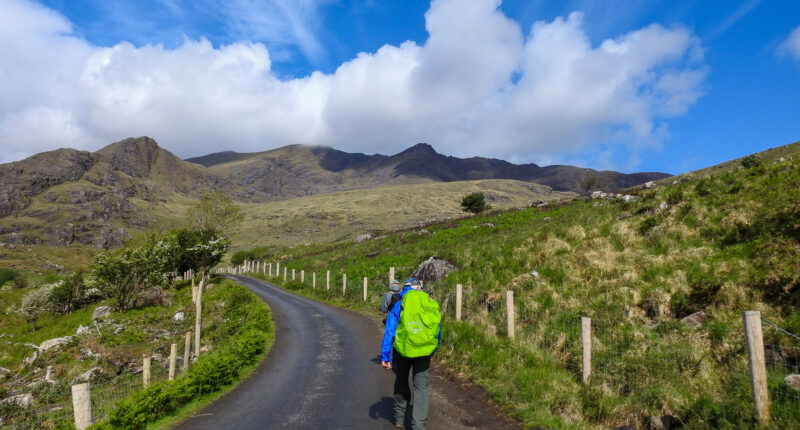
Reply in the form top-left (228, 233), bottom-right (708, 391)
top-left (392, 349), bottom-right (431, 430)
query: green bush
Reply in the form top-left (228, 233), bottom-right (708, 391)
top-left (94, 281), bottom-right (273, 430)
top-left (460, 192), bottom-right (490, 214)
top-left (740, 154), bottom-right (761, 169)
top-left (0, 267), bottom-right (20, 287)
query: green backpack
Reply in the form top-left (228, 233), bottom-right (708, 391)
top-left (394, 290), bottom-right (441, 358)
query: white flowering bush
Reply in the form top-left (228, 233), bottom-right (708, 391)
top-left (17, 284), bottom-right (55, 329)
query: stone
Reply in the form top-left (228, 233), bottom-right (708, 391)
top-left (591, 191), bottom-right (603, 199)
top-left (71, 367), bottom-right (103, 384)
top-left (681, 311), bottom-right (706, 328)
top-left (354, 234), bottom-right (372, 244)
top-left (480, 223), bottom-right (495, 228)
top-left (622, 194), bottom-right (637, 202)
top-left (76, 324), bottom-right (91, 335)
top-left (644, 181), bottom-right (657, 189)
top-left (785, 374), bottom-right (800, 391)
top-left (92, 305), bottom-right (111, 320)
top-left (530, 270), bottom-right (540, 279)
top-left (173, 311), bottom-right (185, 322)
top-left (39, 336), bottom-right (72, 351)
top-left (531, 200), bottom-right (548, 207)
top-left (1, 393), bottom-right (33, 408)
top-left (411, 257), bottom-right (458, 283)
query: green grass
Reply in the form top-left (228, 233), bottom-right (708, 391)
top-left (250, 153), bottom-right (800, 429)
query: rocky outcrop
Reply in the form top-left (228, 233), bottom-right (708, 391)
top-left (681, 311), bottom-right (707, 328)
top-left (44, 224), bottom-right (75, 246)
top-left (92, 306), bottom-right (111, 320)
top-left (411, 257), bottom-right (458, 283)
top-left (354, 234), bottom-right (372, 244)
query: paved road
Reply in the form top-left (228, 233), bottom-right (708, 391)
top-left (176, 275), bottom-right (520, 430)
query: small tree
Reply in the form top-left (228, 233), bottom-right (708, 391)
top-left (17, 285), bottom-right (54, 329)
top-left (186, 192), bottom-right (244, 236)
top-left (92, 245), bottom-right (165, 310)
top-left (50, 270), bottom-right (85, 313)
top-left (461, 192), bottom-right (490, 214)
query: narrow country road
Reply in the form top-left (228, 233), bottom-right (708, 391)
top-left (176, 275), bottom-right (520, 430)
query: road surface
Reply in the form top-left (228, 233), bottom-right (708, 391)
top-left (176, 275), bottom-right (520, 429)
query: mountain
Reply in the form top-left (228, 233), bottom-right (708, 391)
top-left (187, 142), bottom-right (670, 200)
top-left (0, 137), bottom-right (666, 249)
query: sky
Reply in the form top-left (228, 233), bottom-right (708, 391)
top-left (0, 0), bottom-right (798, 174)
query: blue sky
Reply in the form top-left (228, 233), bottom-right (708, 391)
top-left (1, 0), bottom-right (798, 174)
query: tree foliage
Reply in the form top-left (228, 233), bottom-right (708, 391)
top-left (17, 285), bottom-right (55, 329)
top-left (186, 192), bottom-right (244, 235)
top-left (460, 192), bottom-right (491, 214)
top-left (92, 245), bottom-right (166, 310)
top-left (50, 270), bottom-right (86, 313)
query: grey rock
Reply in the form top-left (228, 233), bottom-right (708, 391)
top-left (411, 257), bottom-right (458, 283)
top-left (44, 223), bottom-right (75, 247)
top-left (785, 374), bottom-right (800, 391)
top-left (354, 234), bottom-right (372, 244)
top-left (92, 305), bottom-right (111, 320)
top-left (622, 194), bottom-right (637, 202)
top-left (531, 200), bottom-right (548, 207)
top-left (76, 324), bottom-right (91, 335)
top-left (173, 311), bottom-right (185, 321)
top-left (71, 367), bottom-right (103, 384)
top-left (644, 181), bottom-right (657, 189)
top-left (590, 191), bottom-right (603, 199)
top-left (681, 311), bottom-right (707, 328)
top-left (1, 393), bottom-right (33, 408)
top-left (530, 270), bottom-right (540, 279)
top-left (39, 336), bottom-right (72, 351)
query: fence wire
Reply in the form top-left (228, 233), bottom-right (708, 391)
top-left (762, 318), bottom-right (800, 422)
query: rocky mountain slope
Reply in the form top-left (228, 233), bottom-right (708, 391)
top-left (0, 136), bottom-right (664, 249)
top-left (188, 143), bottom-right (670, 200)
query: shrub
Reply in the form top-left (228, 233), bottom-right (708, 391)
top-left (0, 267), bottom-right (20, 287)
top-left (740, 154), bottom-right (761, 169)
top-left (50, 270), bottom-right (85, 313)
top-left (16, 285), bottom-right (55, 329)
top-left (92, 246), bottom-right (165, 310)
top-left (460, 192), bottom-right (491, 214)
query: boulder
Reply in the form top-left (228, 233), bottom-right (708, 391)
top-left (591, 191), bottom-right (603, 199)
top-left (1, 393), bottom-right (33, 408)
top-left (622, 195), bottom-right (637, 202)
top-left (531, 200), bottom-right (548, 207)
top-left (354, 234), bottom-right (372, 244)
top-left (644, 181), bottom-right (657, 189)
top-left (92, 305), bottom-right (111, 320)
top-left (411, 257), bottom-right (458, 283)
top-left (71, 367), bottom-right (103, 384)
top-left (785, 374), bottom-right (800, 391)
top-left (76, 324), bottom-right (91, 335)
top-left (173, 311), bottom-right (185, 322)
top-left (681, 311), bottom-right (706, 328)
top-left (39, 336), bottom-right (72, 352)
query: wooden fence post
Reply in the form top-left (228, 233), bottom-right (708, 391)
top-left (184, 331), bottom-right (191, 371)
top-left (169, 344), bottom-right (177, 381)
top-left (581, 317), bottom-right (592, 383)
top-left (276, 262), bottom-right (280, 278)
top-left (506, 291), bottom-right (515, 339)
top-left (71, 382), bottom-right (91, 430)
top-left (363, 277), bottom-right (368, 301)
top-left (313, 272), bottom-right (316, 288)
top-left (301, 270), bottom-right (305, 283)
top-left (143, 355), bottom-right (151, 387)
top-left (292, 268), bottom-right (295, 281)
top-left (389, 267), bottom-right (395, 283)
top-left (283, 267), bottom-right (287, 281)
top-left (327, 271), bottom-right (330, 290)
top-left (456, 284), bottom-right (463, 321)
top-left (343, 274), bottom-right (347, 295)
top-left (744, 310), bottom-right (770, 424)
top-left (195, 276), bottom-right (204, 358)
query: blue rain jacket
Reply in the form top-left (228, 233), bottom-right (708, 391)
top-left (381, 286), bottom-right (441, 362)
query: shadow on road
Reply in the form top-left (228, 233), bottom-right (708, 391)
top-left (369, 396), bottom-right (395, 425)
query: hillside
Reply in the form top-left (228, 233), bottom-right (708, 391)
top-left (233, 179), bottom-right (575, 248)
top-left (189, 142), bottom-right (670, 198)
top-left (261, 147), bottom-right (800, 428)
top-left (0, 137), bottom-right (659, 254)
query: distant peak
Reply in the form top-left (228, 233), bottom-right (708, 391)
top-left (398, 143), bottom-right (438, 156)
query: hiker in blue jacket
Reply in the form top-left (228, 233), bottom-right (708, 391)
top-left (381, 278), bottom-right (442, 430)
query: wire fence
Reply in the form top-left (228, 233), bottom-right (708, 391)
top-left (230, 260), bottom-right (800, 426)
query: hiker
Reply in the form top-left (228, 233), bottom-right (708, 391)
top-left (381, 279), bottom-right (402, 325)
top-left (380, 278), bottom-right (441, 430)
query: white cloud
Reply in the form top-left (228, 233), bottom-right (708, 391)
top-left (0, 0), bottom-right (707, 170)
top-left (779, 25), bottom-right (800, 62)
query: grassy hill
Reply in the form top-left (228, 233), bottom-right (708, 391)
top-left (260, 146), bottom-right (800, 428)
top-left (233, 179), bottom-right (574, 248)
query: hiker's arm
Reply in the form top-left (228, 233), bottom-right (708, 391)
top-left (381, 301), bottom-right (401, 362)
